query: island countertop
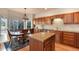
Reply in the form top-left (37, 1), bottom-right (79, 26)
top-left (29, 32), bottom-right (55, 42)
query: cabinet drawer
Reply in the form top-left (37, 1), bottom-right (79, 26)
top-left (63, 38), bottom-right (74, 41)
top-left (63, 39), bottom-right (75, 46)
top-left (63, 33), bottom-right (75, 36)
top-left (63, 34), bottom-right (75, 37)
top-left (62, 32), bottom-right (75, 46)
top-left (76, 33), bottom-right (79, 48)
top-left (63, 36), bottom-right (74, 39)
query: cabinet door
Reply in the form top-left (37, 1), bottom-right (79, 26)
top-left (40, 18), bottom-right (43, 24)
top-left (41, 17), bottom-right (45, 24)
top-left (74, 12), bottom-right (79, 24)
top-left (44, 36), bottom-right (55, 51)
top-left (63, 13), bottom-right (74, 24)
top-left (54, 31), bottom-right (63, 43)
top-left (76, 33), bottom-right (79, 48)
top-left (29, 38), bottom-right (43, 51)
top-left (51, 14), bottom-right (64, 24)
top-left (38, 18), bottom-right (41, 24)
top-left (44, 39), bottom-right (53, 51)
top-left (44, 16), bottom-right (51, 25)
top-left (62, 32), bottom-right (75, 46)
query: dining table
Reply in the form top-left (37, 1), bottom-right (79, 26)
top-left (10, 31), bottom-right (23, 36)
top-left (9, 31), bottom-right (25, 50)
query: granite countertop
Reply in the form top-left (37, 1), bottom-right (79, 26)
top-left (37, 28), bottom-right (79, 33)
top-left (29, 32), bottom-right (55, 42)
top-left (57, 29), bottom-right (79, 33)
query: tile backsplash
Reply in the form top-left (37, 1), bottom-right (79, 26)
top-left (35, 24), bottom-right (79, 32)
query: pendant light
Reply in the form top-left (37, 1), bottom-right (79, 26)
top-left (22, 8), bottom-right (29, 20)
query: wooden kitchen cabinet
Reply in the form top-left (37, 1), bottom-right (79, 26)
top-left (62, 32), bottom-right (75, 46)
top-left (38, 18), bottom-right (42, 24)
top-left (55, 31), bottom-right (63, 43)
top-left (76, 33), bottom-right (79, 48)
top-left (44, 16), bottom-right (51, 25)
top-left (33, 18), bottom-right (41, 25)
top-left (63, 13), bottom-right (74, 24)
top-left (74, 12), bottom-right (79, 24)
top-left (33, 12), bottom-right (79, 24)
top-left (37, 19), bottom-right (40, 24)
top-left (29, 32), bottom-right (55, 51)
top-left (41, 17), bottom-right (45, 24)
top-left (51, 13), bottom-right (74, 24)
top-left (51, 14), bottom-right (64, 24)
top-left (51, 30), bottom-right (63, 43)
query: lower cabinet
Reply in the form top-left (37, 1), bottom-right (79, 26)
top-left (49, 30), bottom-right (63, 43)
top-left (55, 31), bottom-right (63, 43)
top-left (29, 34), bottom-right (55, 51)
top-left (59, 31), bottom-right (79, 48)
top-left (62, 32), bottom-right (76, 47)
top-left (43, 36), bottom-right (55, 51)
top-left (76, 33), bottom-right (79, 48)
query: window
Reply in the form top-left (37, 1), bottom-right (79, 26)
top-left (8, 19), bottom-right (24, 31)
top-left (27, 20), bottom-right (31, 29)
top-left (0, 17), bottom-right (7, 31)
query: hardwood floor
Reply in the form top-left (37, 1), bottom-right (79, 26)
top-left (55, 43), bottom-right (79, 51)
top-left (18, 45), bottom-right (29, 51)
top-left (18, 43), bottom-right (79, 51)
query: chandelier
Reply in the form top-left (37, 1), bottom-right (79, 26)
top-left (22, 8), bottom-right (29, 20)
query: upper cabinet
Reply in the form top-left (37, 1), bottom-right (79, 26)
top-left (74, 12), bottom-right (79, 24)
top-left (33, 16), bottom-right (51, 25)
top-left (51, 13), bottom-right (74, 24)
top-left (33, 12), bottom-right (79, 25)
top-left (51, 14), bottom-right (64, 24)
top-left (44, 16), bottom-right (51, 25)
top-left (63, 13), bottom-right (74, 24)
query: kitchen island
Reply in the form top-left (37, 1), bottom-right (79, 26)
top-left (29, 32), bottom-right (55, 51)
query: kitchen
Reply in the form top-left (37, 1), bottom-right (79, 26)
top-left (0, 8), bottom-right (79, 51)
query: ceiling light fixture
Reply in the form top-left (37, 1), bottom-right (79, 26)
top-left (22, 8), bottom-right (29, 20)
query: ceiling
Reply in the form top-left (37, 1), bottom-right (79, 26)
top-left (8, 8), bottom-right (58, 14)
